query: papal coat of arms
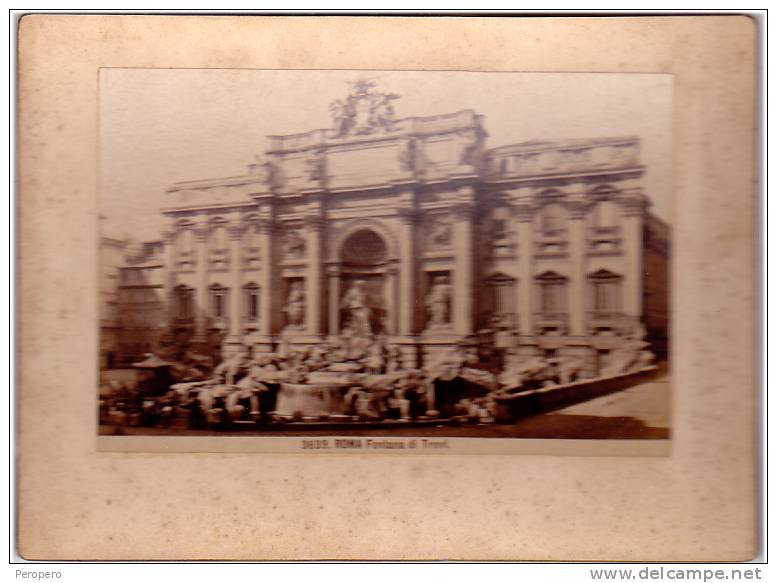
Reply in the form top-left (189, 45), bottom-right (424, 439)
top-left (328, 79), bottom-right (400, 137)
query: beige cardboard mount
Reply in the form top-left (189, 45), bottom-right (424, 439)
top-left (17, 15), bottom-right (758, 561)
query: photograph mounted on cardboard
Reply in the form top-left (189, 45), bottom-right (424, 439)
top-left (98, 69), bottom-right (671, 453)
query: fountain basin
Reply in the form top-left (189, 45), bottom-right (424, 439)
top-left (274, 382), bottom-right (354, 417)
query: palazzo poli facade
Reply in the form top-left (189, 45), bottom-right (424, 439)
top-left (159, 82), bottom-right (669, 377)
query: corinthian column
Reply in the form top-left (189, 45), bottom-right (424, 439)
top-left (384, 264), bottom-right (398, 336)
top-left (397, 208), bottom-right (418, 337)
top-left (327, 264), bottom-right (341, 337)
top-left (224, 221), bottom-right (244, 353)
top-left (452, 192), bottom-right (475, 336)
top-left (515, 203), bottom-right (534, 336)
top-left (257, 218), bottom-right (274, 338)
top-left (161, 227), bottom-right (175, 327)
top-left (567, 199), bottom-right (588, 337)
top-left (193, 223), bottom-right (210, 344)
top-left (305, 215), bottom-right (323, 336)
top-left (622, 193), bottom-right (646, 326)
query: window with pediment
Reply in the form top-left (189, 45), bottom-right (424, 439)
top-left (209, 221), bottom-right (229, 269)
top-left (175, 228), bottom-right (195, 270)
top-left (592, 200), bottom-right (618, 230)
top-left (588, 187), bottom-right (622, 253)
top-left (540, 202), bottom-right (565, 236)
top-left (535, 192), bottom-right (568, 256)
top-left (209, 283), bottom-right (228, 319)
top-left (534, 271), bottom-right (569, 334)
top-left (173, 284), bottom-right (194, 320)
top-left (589, 269), bottom-right (622, 315)
top-left (490, 207), bottom-right (512, 249)
top-left (484, 272), bottom-right (516, 328)
top-left (243, 220), bottom-right (261, 267)
top-left (243, 282), bottom-right (260, 323)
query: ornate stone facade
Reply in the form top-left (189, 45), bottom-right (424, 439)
top-left (159, 84), bottom-right (669, 377)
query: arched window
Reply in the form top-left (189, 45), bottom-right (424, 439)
top-left (244, 221), bottom-right (257, 248)
top-left (540, 202), bottom-right (565, 236)
top-left (591, 200), bottom-right (618, 230)
top-left (340, 229), bottom-right (388, 266)
top-left (243, 221), bottom-right (261, 266)
top-left (210, 224), bottom-right (227, 251)
top-left (491, 207), bottom-right (511, 244)
top-left (175, 229), bottom-right (195, 261)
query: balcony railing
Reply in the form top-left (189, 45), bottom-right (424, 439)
top-left (172, 315), bottom-right (194, 328)
top-left (208, 317), bottom-right (228, 332)
top-left (243, 317), bottom-right (260, 332)
top-left (534, 312), bottom-right (569, 334)
top-left (588, 311), bottom-right (626, 332)
top-left (588, 226), bottom-right (622, 254)
top-left (535, 237), bottom-right (568, 256)
top-left (486, 136), bottom-right (641, 181)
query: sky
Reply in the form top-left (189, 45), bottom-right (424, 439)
top-left (100, 69), bottom-right (672, 241)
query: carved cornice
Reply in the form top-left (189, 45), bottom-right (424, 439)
top-left (564, 197), bottom-right (589, 220)
top-left (456, 185), bottom-right (476, 204)
top-left (304, 214), bottom-right (325, 232)
top-left (620, 193), bottom-right (649, 217)
top-left (451, 202), bottom-right (476, 222)
top-left (256, 218), bottom-right (276, 235)
top-left (192, 225), bottom-right (210, 242)
top-left (513, 203), bottom-right (535, 223)
top-left (227, 222), bottom-right (245, 240)
top-left (397, 207), bottom-right (421, 225)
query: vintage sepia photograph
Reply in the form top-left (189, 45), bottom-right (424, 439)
top-left (18, 13), bottom-right (759, 562)
top-left (97, 69), bottom-right (672, 449)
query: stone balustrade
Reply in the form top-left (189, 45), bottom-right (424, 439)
top-left (486, 137), bottom-right (641, 181)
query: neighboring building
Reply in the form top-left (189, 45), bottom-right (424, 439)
top-left (155, 82), bottom-right (669, 377)
top-left (115, 240), bottom-right (167, 366)
top-left (99, 235), bottom-right (126, 369)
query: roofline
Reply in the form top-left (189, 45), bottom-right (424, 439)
top-left (488, 136), bottom-right (640, 155)
top-left (167, 175), bottom-right (266, 192)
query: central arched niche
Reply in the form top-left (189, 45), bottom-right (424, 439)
top-left (337, 228), bottom-right (391, 335)
top-left (340, 228), bottom-right (388, 266)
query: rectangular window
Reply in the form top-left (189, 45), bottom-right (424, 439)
top-left (593, 280), bottom-right (620, 313)
top-left (248, 292), bottom-right (259, 319)
top-left (175, 288), bottom-right (193, 319)
top-left (540, 282), bottom-right (565, 315)
top-left (212, 291), bottom-right (225, 318)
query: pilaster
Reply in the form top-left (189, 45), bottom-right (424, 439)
top-left (223, 221), bottom-right (245, 355)
top-left (304, 212), bottom-right (324, 336)
top-left (397, 200), bottom-right (419, 337)
top-left (161, 227), bottom-right (175, 327)
top-left (257, 216), bottom-right (275, 338)
top-left (514, 201), bottom-right (534, 337)
top-left (566, 197), bottom-right (588, 337)
top-left (452, 187), bottom-right (476, 336)
top-left (327, 263), bottom-right (341, 337)
top-left (621, 191), bottom-right (647, 320)
top-left (192, 223), bottom-right (210, 344)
